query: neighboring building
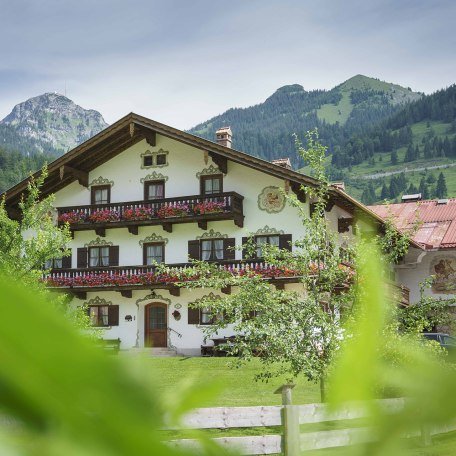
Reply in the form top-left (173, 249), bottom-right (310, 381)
top-left (3, 113), bottom-right (411, 355)
top-left (369, 199), bottom-right (456, 304)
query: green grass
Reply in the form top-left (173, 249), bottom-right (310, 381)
top-left (317, 90), bottom-right (354, 125)
top-left (147, 357), bottom-right (320, 407)
top-left (149, 358), bottom-right (456, 454)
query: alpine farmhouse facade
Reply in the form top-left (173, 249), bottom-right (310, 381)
top-left (3, 114), bottom-right (414, 355)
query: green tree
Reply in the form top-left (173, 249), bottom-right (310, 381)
top-left (435, 172), bottom-right (448, 199)
top-left (390, 150), bottom-right (398, 165)
top-left (419, 177), bottom-right (430, 200)
top-left (176, 130), bottom-right (355, 402)
top-left (0, 167), bottom-right (89, 329)
top-left (380, 183), bottom-right (389, 200)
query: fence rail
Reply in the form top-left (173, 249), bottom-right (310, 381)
top-left (167, 387), bottom-right (455, 455)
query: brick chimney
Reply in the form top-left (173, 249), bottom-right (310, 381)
top-left (215, 127), bottom-right (232, 148)
top-left (272, 158), bottom-right (292, 170)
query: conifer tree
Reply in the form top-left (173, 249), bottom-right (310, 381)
top-left (435, 172), bottom-right (448, 199)
top-left (419, 177), bottom-right (430, 200)
top-left (380, 183), bottom-right (389, 200)
top-left (391, 150), bottom-right (398, 165)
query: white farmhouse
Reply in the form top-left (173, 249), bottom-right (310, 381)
top-left (370, 198), bottom-right (456, 311)
top-left (3, 114), bottom-right (414, 355)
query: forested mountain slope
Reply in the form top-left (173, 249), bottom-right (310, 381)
top-left (189, 75), bottom-right (421, 166)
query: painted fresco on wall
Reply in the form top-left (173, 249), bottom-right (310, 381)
top-left (431, 256), bottom-right (456, 294)
top-left (258, 186), bottom-right (286, 213)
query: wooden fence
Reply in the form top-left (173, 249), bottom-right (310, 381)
top-left (168, 385), bottom-right (456, 455)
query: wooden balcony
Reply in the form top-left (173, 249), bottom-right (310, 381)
top-left (44, 260), bottom-right (301, 298)
top-left (57, 192), bottom-right (244, 236)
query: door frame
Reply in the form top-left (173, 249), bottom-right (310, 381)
top-left (144, 302), bottom-right (168, 347)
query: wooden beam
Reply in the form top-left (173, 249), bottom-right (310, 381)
top-left (73, 291), bottom-right (87, 300)
top-left (162, 223), bottom-right (173, 233)
top-left (198, 220), bottom-right (207, 230)
top-left (128, 225), bottom-right (139, 235)
top-left (209, 152), bottom-right (228, 174)
top-left (144, 131), bottom-right (156, 147)
top-left (120, 290), bottom-right (133, 298)
top-left (234, 216), bottom-right (244, 228)
top-left (129, 122), bottom-right (135, 138)
top-left (272, 281), bottom-right (285, 290)
top-left (325, 199), bottom-right (335, 212)
top-left (59, 165), bottom-right (89, 188)
top-left (221, 285), bottom-right (231, 295)
top-left (290, 181), bottom-right (306, 203)
top-left (95, 227), bottom-right (106, 237)
top-left (169, 286), bottom-right (180, 297)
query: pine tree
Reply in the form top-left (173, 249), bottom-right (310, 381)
top-left (419, 177), bottom-right (430, 199)
top-left (404, 144), bottom-right (415, 162)
top-left (380, 183), bottom-right (389, 200)
top-left (435, 172), bottom-right (448, 199)
top-left (407, 183), bottom-right (418, 194)
top-left (391, 150), bottom-right (398, 165)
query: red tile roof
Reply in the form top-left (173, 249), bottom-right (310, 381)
top-left (369, 199), bottom-right (456, 250)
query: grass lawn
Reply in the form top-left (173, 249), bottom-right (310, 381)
top-left (147, 357), bottom-right (320, 407)
top-left (145, 357), bottom-right (456, 455)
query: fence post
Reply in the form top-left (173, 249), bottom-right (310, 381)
top-left (275, 384), bottom-right (299, 456)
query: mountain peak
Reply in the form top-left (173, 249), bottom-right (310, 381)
top-left (1, 93), bottom-right (108, 152)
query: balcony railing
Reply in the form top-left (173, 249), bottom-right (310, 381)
top-left (56, 192), bottom-right (244, 235)
top-left (44, 260), bottom-right (297, 288)
top-left (44, 262), bottom-right (410, 306)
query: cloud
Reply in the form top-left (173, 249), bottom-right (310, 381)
top-left (0, 0), bottom-right (455, 128)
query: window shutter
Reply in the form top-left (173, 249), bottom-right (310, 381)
top-left (143, 244), bottom-right (148, 265)
top-left (188, 240), bottom-right (200, 261)
top-left (279, 234), bottom-right (292, 251)
top-left (108, 305), bottom-right (119, 326)
top-left (188, 306), bottom-right (200, 324)
top-left (224, 238), bottom-right (236, 261)
top-left (77, 248), bottom-right (88, 268)
top-left (109, 246), bottom-right (119, 266)
top-left (242, 236), bottom-right (256, 259)
top-left (62, 249), bottom-right (72, 269)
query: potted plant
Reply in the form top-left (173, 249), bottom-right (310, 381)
top-left (122, 206), bottom-right (153, 221)
top-left (57, 210), bottom-right (87, 224)
top-left (157, 203), bottom-right (190, 218)
top-left (193, 200), bottom-right (225, 215)
top-left (88, 209), bottom-right (120, 223)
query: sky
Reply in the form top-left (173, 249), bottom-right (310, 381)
top-left (0, 0), bottom-right (455, 129)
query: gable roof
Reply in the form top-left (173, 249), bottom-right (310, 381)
top-left (0, 112), bottom-right (421, 249)
top-left (369, 199), bottom-right (456, 250)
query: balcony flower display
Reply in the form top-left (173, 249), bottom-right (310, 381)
top-left (193, 200), bottom-right (225, 215)
top-left (57, 210), bottom-right (87, 224)
top-left (122, 206), bottom-right (154, 221)
top-left (157, 203), bottom-right (190, 218)
top-left (87, 209), bottom-right (120, 223)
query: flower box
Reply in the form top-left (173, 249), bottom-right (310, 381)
top-left (193, 201), bottom-right (225, 215)
top-left (87, 209), bottom-right (120, 223)
top-left (58, 211), bottom-right (87, 224)
top-left (122, 206), bottom-right (154, 221)
top-left (157, 203), bottom-right (190, 218)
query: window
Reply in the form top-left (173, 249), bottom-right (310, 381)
top-left (89, 246), bottom-right (110, 267)
top-left (156, 154), bottom-right (167, 166)
top-left (143, 155), bottom-right (153, 167)
top-left (45, 257), bottom-right (63, 269)
top-left (201, 239), bottom-right (224, 261)
top-left (255, 235), bottom-right (280, 258)
top-left (142, 153), bottom-right (168, 167)
top-left (91, 185), bottom-right (110, 205)
top-left (89, 306), bottom-right (109, 327)
top-left (200, 307), bottom-right (213, 325)
top-left (143, 243), bottom-right (165, 265)
top-left (201, 175), bottom-right (223, 195)
top-left (144, 180), bottom-right (165, 200)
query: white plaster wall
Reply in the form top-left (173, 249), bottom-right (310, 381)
top-left (397, 250), bottom-right (456, 304)
top-left (72, 281), bottom-right (306, 355)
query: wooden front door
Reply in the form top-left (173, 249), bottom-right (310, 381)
top-left (145, 303), bottom-right (167, 347)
